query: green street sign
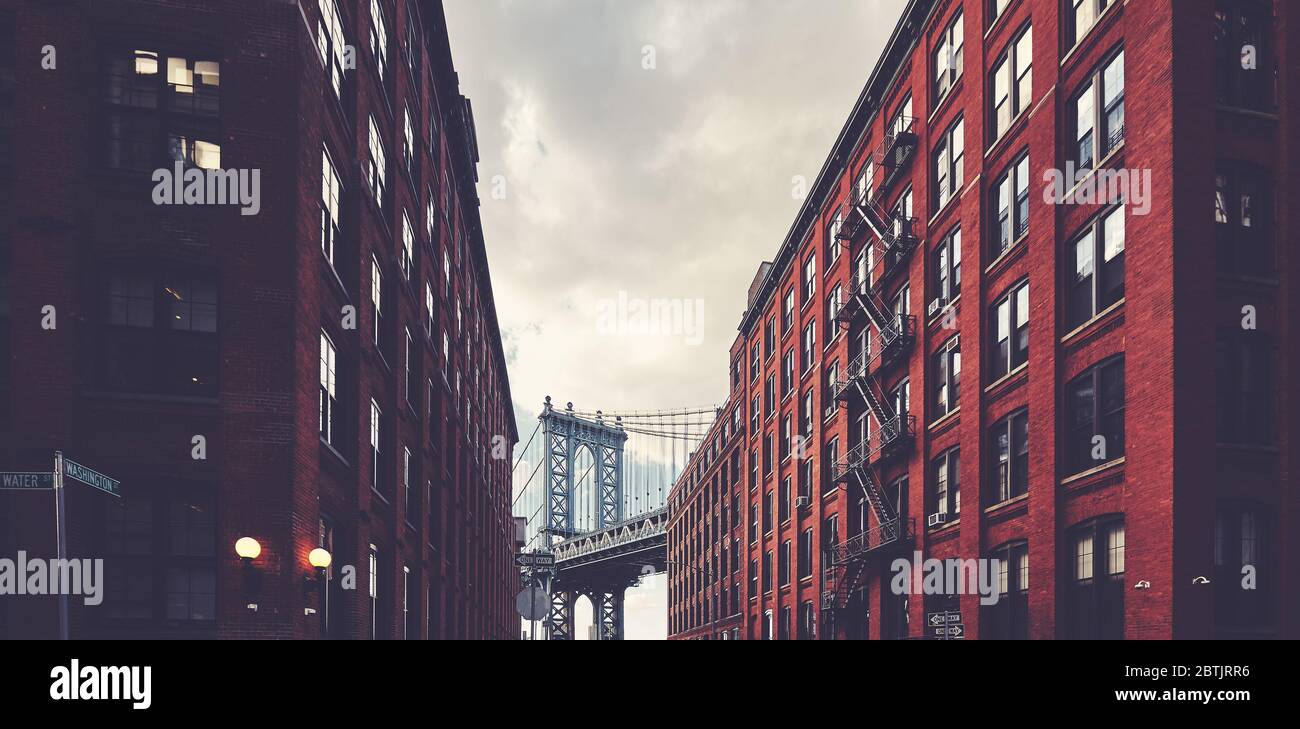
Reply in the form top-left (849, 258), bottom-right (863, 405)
top-left (62, 459), bottom-right (121, 498)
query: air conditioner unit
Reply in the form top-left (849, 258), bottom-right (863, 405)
top-left (795, 496), bottom-right (811, 510)
top-left (927, 512), bottom-right (947, 527)
top-left (927, 297), bottom-right (947, 318)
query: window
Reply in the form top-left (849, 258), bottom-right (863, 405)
top-left (931, 448), bottom-right (960, 519)
top-left (802, 254), bottom-right (816, 304)
top-left (826, 285), bottom-right (842, 341)
top-left (782, 288), bottom-right (795, 333)
top-left (932, 227), bottom-right (961, 306)
top-left (823, 437), bottom-right (839, 494)
top-left (933, 10), bottom-right (964, 102)
top-left (401, 108), bottom-right (416, 180)
top-left (1215, 1), bottom-right (1272, 110)
top-left (749, 559), bottom-right (758, 596)
top-left (1215, 331), bottom-right (1271, 445)
top-left (366, 115), bottom-right (387, 205)
top-left (798, 529), bottom-right (813, 579)
top-left (764, 376), bottom-right (775, 419)
top-left (102, 270), bottom-right (218, 395)
top-left (991, 153), bottom-right (1030, 257)
top-left (749, 504), bottom-right (758, 543)
top-left (882, 574), bottom-right (909, 640)
top-left (1071, 50), bottom-right (1124, 170)
top-left (1215, 505), bottom-right (1271, 629)
top-left (1067, 0), bottom-right (1112, 49)
top-left (933, 117), bottom-right (964, 209)
top-left (989, 0), bottom-right (1011, 26)
top-left (762, 609), bottom-right (773, 640)
top-left (1067, 206), bottom-right (1124, 328)
top-left (799, 600), bottom-right (815, 640)
top-left (320, 148), bottom-right (342, 268)
top-left (779, 476), bottom-right (791, 521)
top-left (424, 282), bottom-right (435, 338)
top-left (370, 256), bottom-right (385, 352)
top-left (1065, 357), bottom-right (1124, 474)
top-left (763, 491), bottom-right (773, 532)
top-left (1215, 164), bottom-right (1271, 275)
top-left (749, 341), bottom-right (760, 382)
top-left (319, 332), bottom-right (339, 446)
top-left (317, 0), bottom-right (347, 97)
top-left (369, 0), bottom-right (389, 83)
top-left (990, 25), bottom-right (1032, 140)
top-left (368, 544), bottom-right (381, 639)
top-left (989, 409), bottom-right (1029, 504)
top-left (781, 352), bottom-right (793, 396)
top-left (932, 336), bottom-right (961, 418)
top-left (750, 395), bottom-right (760, 435)
top-left (984, 541), bottom-right (1029, 639)
top-left (778, 541), bottom-right (790, 586)
top-left (827, 211), bottom-right (842, 265)
top-left (800, 390), bottom-right (814, 438)
top-left (764, 317), bottom-right (775, 358)
top-left (801, 321), bottom-right (816, 373)
top-left (400, 212), bottom-right (414, 280)
top-left (990, 280), bottom-right (1029, 378)
top-left (370, 400), bottom-right (385, 494)
top-left (105, 49), bottom-right (220, 171)
top-left (103, 490), bottom-right (215, 624)
top-left (402, 565), bottom-right (412, 640)
top-left (762, 552), bottom-right (772, 592)
top-left (1068, 516), bottom-right (1124, 639)
top-left (404, 328), bottom-right (414, 406)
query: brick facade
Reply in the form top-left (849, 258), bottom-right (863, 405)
top-left (670, 0), bottom-right (1297, 640)
top-left (0, 0), bottom-right (519, 640)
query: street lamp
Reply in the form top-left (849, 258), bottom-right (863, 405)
top-left (234, 536), bottom-right (261, 561)
top-left (235, 537), bottom-right (262, 611)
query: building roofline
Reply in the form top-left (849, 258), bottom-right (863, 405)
top-left (737, 0), bottom-right (933, 336)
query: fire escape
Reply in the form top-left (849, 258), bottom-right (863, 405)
top-left (821, 116), bottom-right (920, 627)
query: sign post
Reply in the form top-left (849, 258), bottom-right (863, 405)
top-left (53, 451), bottom-right (69, 641)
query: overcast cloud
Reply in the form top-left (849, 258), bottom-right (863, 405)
top-left (445, 0), bottom-right (907, 639)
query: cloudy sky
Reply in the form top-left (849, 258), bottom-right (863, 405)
top-left (444, 0), bottom-right (907, 639)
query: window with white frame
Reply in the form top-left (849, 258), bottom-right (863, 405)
top-left (991, 152), bottom-right (1030, 257)
top-left (933, 117), bottom-right (964, 210)
top-left (317, 0), bottom-right (346, 97)
top-left (991, 24), bottom-right (1032, 140)
top-left (366, 115), bottom-right (386, 205)
top-left (321, 147), bottom-right (341, 267)
top-left (933, 10), bottom-right (964, 102)
top-left (369, 0), bottom-right (389, 82)
top-left (1071, 50), bottom-right (1124, 171)
top-left (319, 331), bottom-right (338, 445)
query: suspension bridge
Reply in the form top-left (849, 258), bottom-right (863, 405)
top-left (512, 396), bottom-right (717, 639)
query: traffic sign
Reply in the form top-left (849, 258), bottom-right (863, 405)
top-left (514, 553), bottom-right (555, 568)
top-left (0, 472), bottom-right (54, 490)
top-left (927, 611), bottom-right (961, 626)
top-left (515, 587), bottom-right (550, 621)
top-left (61, 459), bottom-right (121, 498)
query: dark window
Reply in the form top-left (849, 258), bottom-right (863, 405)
top-left (1215, 505), bottom-right (1272, 630)
top-left (749, 558), bottom-right (757, 597)
top-left (778, 541), bottom-right (791, 586)
top-left (1067, 206), bottom-right (1124, 329)
top-left (103, 269), bottom-right (218, 396)
top-left (1067, 516), bottom-right (1124, 639)
top-left (779, 478), bottom-right (790, 522)
top-left (103, 488), bottom-right (215, 626)
top-left (1215, 163), bottom-right (1271, 276)
top-left (990, 279), bottom-right (1029, 378)
top-left (989, 409), bottom-right (1029, 504)
top-left (1214, 1), bottom-right (1273, 110)
top-left (799, 600), bottom-right (816, 640)
top-left (1215, 330), bottom-right (1271, 445)
top-left (933, 117), bottom-right (965, 210)
top-left (762, 552), bottom-right (772, 593)
top-left (763, 491), bottom-right (773, 533)
top-left (983, 541), bottom-right (1029, 639)
top-left (1065, 357), bottom-right (1124, 474)
top-left (990, 153), bottom-right (1030, 257)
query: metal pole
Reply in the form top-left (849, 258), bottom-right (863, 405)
top-left (53, 450), bottom-right (69, 641)
top-left (529, 575), bottom-right (536, 641)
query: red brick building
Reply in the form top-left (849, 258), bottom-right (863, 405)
top-left (670, 0), bottom-right (1297, 640)
top-left (0, 0), bottom-right (519, 639)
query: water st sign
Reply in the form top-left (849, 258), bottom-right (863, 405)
top-left (62, 459), bottom-right (121, 498)
top-left (0, 472), bottom-right (54, 490)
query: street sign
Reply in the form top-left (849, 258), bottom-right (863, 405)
top-left (946, 624), bottom-right (964, 638)
top-left (515, 587), bottom-right (549, 621)
top-left (61, 459), bottom-right (121, 498)
top-left (927, 611), bottom-right (961, 626)
top-left (0, 472), bottom-right (54, 490)
top-left (514, 553), bottom-right (555, 568)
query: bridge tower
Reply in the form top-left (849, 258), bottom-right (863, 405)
top-left (539, 397), bottom-right (628, 640)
